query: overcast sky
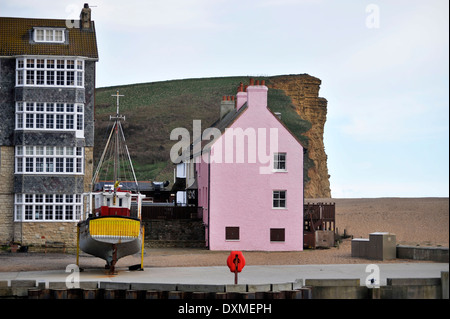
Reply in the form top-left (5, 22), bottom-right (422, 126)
top-left (2, 0), bottom-right (449, 198)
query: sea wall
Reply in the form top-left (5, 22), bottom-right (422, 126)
top-left (1, 272), bottom-right (448, 299)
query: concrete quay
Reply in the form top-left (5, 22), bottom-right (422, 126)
top-left (0, 263), bottom-right (448, 299)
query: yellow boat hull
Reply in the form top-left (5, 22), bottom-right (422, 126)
top-left (78, 216), bottom-right (143, 266)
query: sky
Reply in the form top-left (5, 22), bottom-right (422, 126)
top-left (2, 0), bottom-right (449, 198)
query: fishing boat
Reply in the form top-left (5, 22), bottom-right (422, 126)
top-left (77, 91), bottom-right (145, 273)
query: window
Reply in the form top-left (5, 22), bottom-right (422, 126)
top-left (55, 30), bottom-right (64, 42)
top-left (56, 158), bottom-right (64, 172)
top-left (66, 71), bottom-right (74, 86)
top-left (33, 28), bottom-right (65, 43)
top-left (15, 194), bottom-right (82, 222)
top-left (15, 102), bottom-right (84, 133)
top-left (273, 190), bottom-right (286, 208)
top-left (225, 227), bottom-right (240, 241)
top-left (16, 114), bottom-right (23, 129)
top-left (15, 146), bottom-right (84, 175)
top-left (46, 70), bottom-right (55, 85)
top-left (270, 228), bottom-right (285, 242)
top-left (36, 113), bottom-right (44, 128)
top-left (36, 59), bottom-right (45, 68)
top-left (26, 70), bottom-right (35, 85)
top-left (17, 70), bottom-right (24, 85)
top-left (56, 71), bottom-right (64, 85)
top-left (274, 153), bottom-right (286, 171)
top-left (36, 70), bottom-right (45, 85)
top-left (16, 57), bottom-right (84, 88)
top-left (35, 29), bottom-right (44, 41)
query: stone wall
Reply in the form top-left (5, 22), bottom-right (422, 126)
top-left (0, 58), bottom-right (15, 146)
top-left (14, 222), bottom-right (77, 248)
top-left (143, 219), bottom-right (205, 248)
top-left (84, 147), bottom-right (94, 192)
top-left (0, 146), bottom-right (15, 243)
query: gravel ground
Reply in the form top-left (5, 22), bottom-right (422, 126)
top-left (0, 198), bottom-right (447, 272)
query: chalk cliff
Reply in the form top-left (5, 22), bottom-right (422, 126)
top-left (269, 75), bottom-right (331, 198)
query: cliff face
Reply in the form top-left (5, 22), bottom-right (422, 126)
top-left (269, 75), bottom-right (331, 198)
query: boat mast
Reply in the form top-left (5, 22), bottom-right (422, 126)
top-left (110, 90), bottom-right (125, 203)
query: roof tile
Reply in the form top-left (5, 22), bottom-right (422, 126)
top-left (0, 17), bottom-right (98, 59)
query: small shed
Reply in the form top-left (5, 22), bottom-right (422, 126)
top-left (303, 202), bottom-right (336, 249)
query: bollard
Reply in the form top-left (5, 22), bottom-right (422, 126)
top-left (168, 291), bottom-right (182, 299)
top-left (264, 291), bottom-right (284, 299)
top-left (254, 291), bottom-right (265, 299)
top-left (103, 289), bottom-right (116, 299)
top-left (125, 290), bottom-right (137, 299)
top-left (83, 289), bottom-right (98, 299)
top-left (68, 288), bottom-right (83, 299)
top-left (146, 290), bottom-right (159, 299)
top-left (192, 292), bottom-right (207, 299)
top-left (240, 292), bottom-right (256, 299)
top-left (215, 292), bottom-right (228, 299)
top-left (299, 286), bottom-right (312, 299)
top-left (370, 288), bottom-right (381, 299)
top-left (225, 292), bottom-right (241, 299)
top-left (28, 289), bottom-right (40, 299)
top-left (283, 290), bottom-right (302, 299)
top-left (51, 289), bottom-right (68, 299)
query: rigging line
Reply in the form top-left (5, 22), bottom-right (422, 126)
top-left (118, 121), bottom-right (140, 193)
top-left (92, 121), bottom-right (116, 186)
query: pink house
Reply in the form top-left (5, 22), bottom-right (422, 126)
top-left (183, 79), bottom-right (304, 251)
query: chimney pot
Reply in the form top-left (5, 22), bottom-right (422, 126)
top-left (261, 80), bottom-right (265, 86)
top-left (223, 96), bottom-right (226, 101)
top-left (249, 78), bottom-right (254, 85)
top-left (255, 80), bottom-right (260, 85)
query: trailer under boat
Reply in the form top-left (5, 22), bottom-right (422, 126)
top-left (76, 91), bottom-right (146, 273)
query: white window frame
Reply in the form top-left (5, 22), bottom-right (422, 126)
top-left (14, 193), bottom-right (82, 222)
top-left (33, 28), bottom-right (66, 43)
top-left (15, 146), bottom-right (84, 175)
top-left (15, 102), bottom-right (84, 136)
top-left (16, 57), bottom-right (84, 88)
top-left (272, 190), bottom-right (287, 209)
top-left (273, 152), bottom-right (287, 172)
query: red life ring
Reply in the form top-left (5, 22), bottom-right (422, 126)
top-left (227, 251), bottom-right (245, 273)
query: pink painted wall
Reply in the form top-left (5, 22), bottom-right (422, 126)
top-left (198, 84), bottom-right (303, 251)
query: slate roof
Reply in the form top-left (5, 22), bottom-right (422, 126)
top-left (0, 17), bottom-right (98, 59)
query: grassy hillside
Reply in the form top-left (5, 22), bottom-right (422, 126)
top-left (94, 76), bottom-right (313, 185)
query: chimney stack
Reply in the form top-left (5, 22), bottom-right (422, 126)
top-left (80, 3), bottom-right (92, 30)
top-left (220, 96), bottom-right (235, 120)
top-left (246, 79), bottom-right (268, 109)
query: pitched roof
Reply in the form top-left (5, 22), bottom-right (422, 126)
top-left (0, 17), bottom-right (98, 59)
top-left (188, 103), bottom-right (248, 158)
